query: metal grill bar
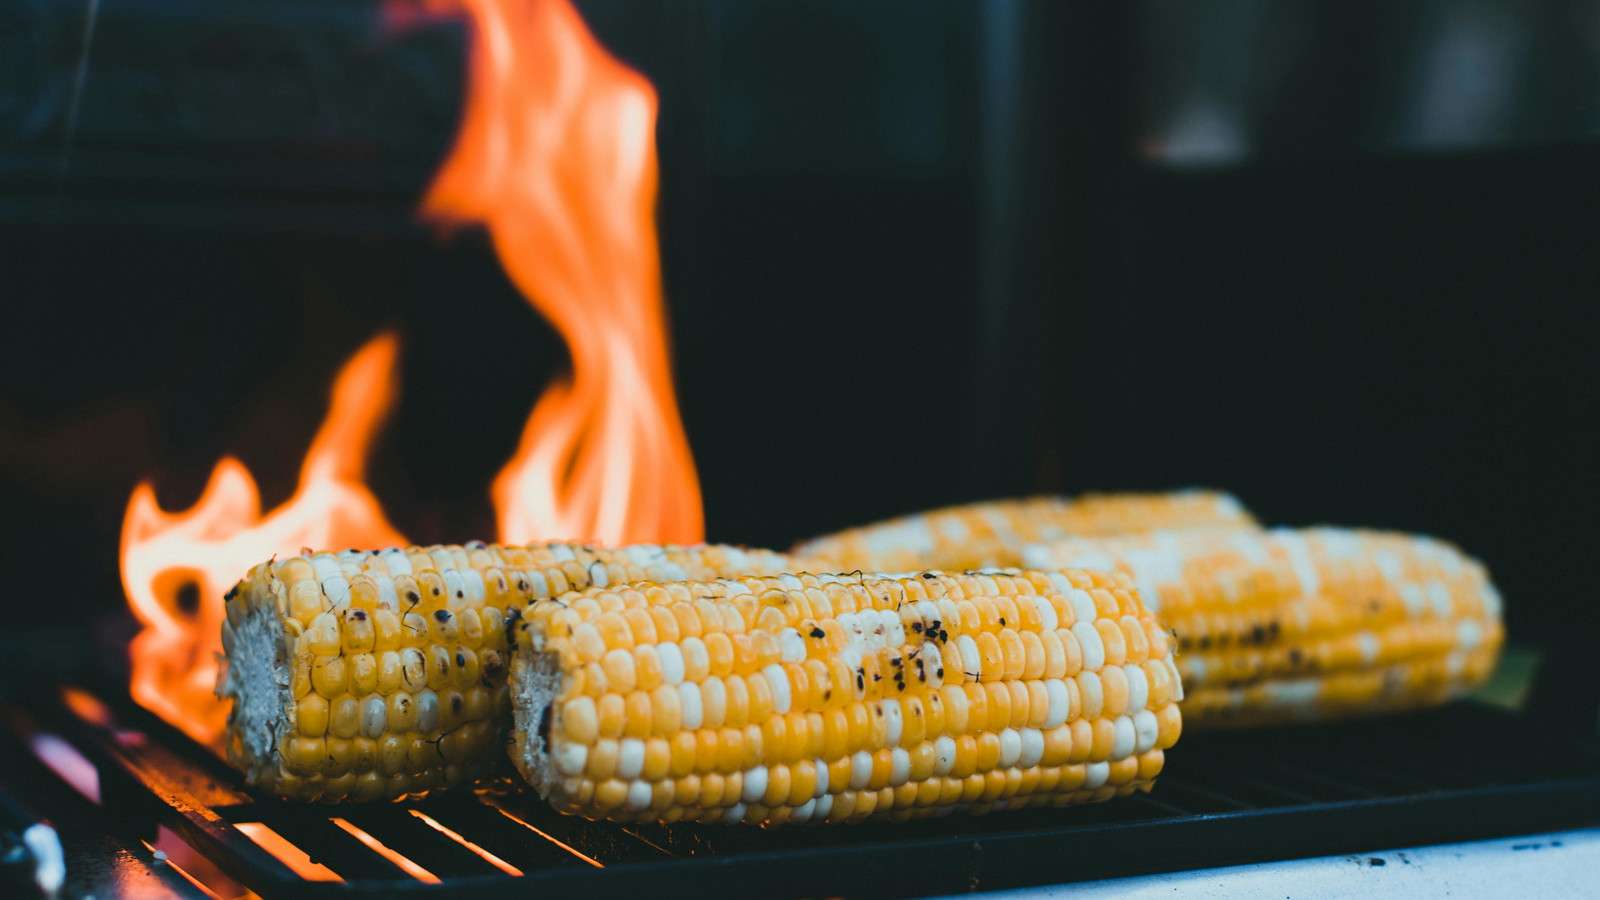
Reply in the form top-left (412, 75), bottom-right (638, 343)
top-left (4, 684), bottom-right (1599, 900)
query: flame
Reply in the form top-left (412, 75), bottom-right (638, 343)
top-left (120, 0), bottom-right (706, 746)
top-left (420, 0), bottom-right (703, 546)
top-left (120, 334), bottom-right (405, 745)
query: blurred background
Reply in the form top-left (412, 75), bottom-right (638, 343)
top-left (2, 1), bottom-right (1597, 719)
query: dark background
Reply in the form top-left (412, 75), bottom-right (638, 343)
top-left (2, 1), bottom-right (1597, 715)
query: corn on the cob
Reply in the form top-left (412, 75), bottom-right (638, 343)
top-left (219, 541), bottom-right (801, 802)
top-left (792, 490), bottom-right (1254, 573)
top-left (507, 568), bottom-right (1183, 824)
top-left (1018, 528), bottom-right (1504, 726)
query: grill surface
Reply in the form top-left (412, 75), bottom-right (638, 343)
top-left (4, 680), bottom-right (1598, 900)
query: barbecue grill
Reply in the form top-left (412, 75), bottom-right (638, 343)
top-left (4, 659), bottom-right (1598, 899)
top-left (5, 1), bottom-right (1600, 896)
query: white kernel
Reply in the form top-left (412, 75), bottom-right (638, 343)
top-left (723, 803), bottom-right (747, 823)
top-left (1427, 581), bottom-right (1454, 618)
top-left (623, 780), bottom-right (651, 811)
top-left (881, 610), bottom-right (906, 648)
top-left (310, 553), bottom-right (342, 583)
top-left (586, 562), bottom-right (609, 589)
top-left (1400, 583), bottom-right (1426, 617)
top-left (549, 544), bottom-right (576, 562)
top-left (1067, 589), bottom-right (1098, 626)
top-left (850, 751), bottom-right (873, 790)
top-left (956, 635), bottom-right (982, 679)
top-left (442, 570), bottom-right (465, 607)
top-left (322, 576), bottom-right (352, 610)
top-left (780, 628), bottom-right (808, 663)
top-left (1167, 657), bottom-right (1185, 702)
top-left (1133, 709), bottom-right (1159, 754)
top-left (882, 700), bottom-right (903, 747)
top-left (814, 759), bottom-right (830, 798)
top-left (379, 548), bottom-right (412, 577)
top-left (813, 794), bottom-right (833, 820)
top-left (525, 571), bottom-right (548, 599)
top-left (1458, 619), bottom-right (1483, 651)
top-left (1111, 716), bottom-right (1136, 760)
top-left (1084, 761), bottom-right (1110, 790)
top-left (1078, 671), bottom-right (1104, 719)
top-left (1033, 595), bottom-right (1058, 631)
top-left (790, 799), bottom-right (817, 823)
top-left (741, 767), bottom-right (768, 804)
top-left (1358, 632), bottom-right (1380, 665)
top-left (1018, 728), bottom-right (1045, 769)
top-left (554, 742), bottom-right (588, 776)
top-left (1043, 679), bottom-right (1072, 729)
top-left (889, 748), bottom-right (911, 787)
top-left (626, 544), bottom-right (666, 566)
top-left (646, 562), bottom-right (687, 583)
top-left (617, 739), bottom-right (645, 780)
top-left (764, 665), bottom-right (793, 715)
top-left (1481, 582), bottom-right (1503, 618)
top-left (678, 682), bottom-right (703, 730)
top-left (416, 690), bottom-right (440, 732)
top-left (361, 696), bottom-right (387, 739)
top-left (1073, 622), bottom-right (1106, 671)
top-left (998, 728), bottom-right (1022, 768)
top-left (1124, 664), bottom-right (1149, 712)
top-left (1046, 571), bottom-right (1075, 596)
top-left (657, 643), bottom-right (685, 684)
top-left (933, 736), bottom-right (957, 776)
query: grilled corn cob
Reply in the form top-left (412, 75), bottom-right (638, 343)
top-left (792, 490), bottom-right (1254, 573)
top-left (1018, 528), bottom-right (1504, 726)
top-left (219, 541), bottom-right (801, 802)
top-left (508, 568), bottom-right (1183, 824)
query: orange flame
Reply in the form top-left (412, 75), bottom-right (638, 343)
top-left (421, 0), bottom-right (703, 546)
top-left (120, 334), bottom-right (405, 745)
top-left (120, 0), bottom-right (705, 746)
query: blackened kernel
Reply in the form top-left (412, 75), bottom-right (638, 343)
top-left (810, 626), bottom-right (826, 639)
top-left (434, 610), bottom-right (452, 622)
top-left (407, 591), bottom-right (421, 604)
top-left (856, 673), bottom-right (865, 690)
top-left (936, 667), bottom-right (945, 678)
top-left (350, 609), bottom-right (367, 621)
top-left (456, 590), bottom-right (465, 599)
top-left (911, 622), bottom-right (924, 633)
top-left (456, 651), bottom-right (467, 667)
top-left (451, 695), bottom-right (462, 714)
top-left (432, 587), bottom-right (442, 596)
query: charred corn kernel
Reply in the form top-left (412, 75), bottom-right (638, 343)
top-left (792, 490), bottom-right (1253, 572)
top-left (1020, 527), bottom-right (1505, 727)
top-left (509, 569), bottom-right (1180, 824)
top-left (219, 541), bottom-right (804, 802)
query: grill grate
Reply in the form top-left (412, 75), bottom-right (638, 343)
top-left (6, 685), bottom-right (1600, 900)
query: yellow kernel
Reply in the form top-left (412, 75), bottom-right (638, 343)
top-left (563, 696), bottom-right (599, 744)
top-left (975, 732), bottom-right (1002, 773)
top-left (311, 654), bottom-right (347, 697)
top-left (587, 739), bottom-right (619, 780)
top-left (1097, 619), bottom-right (1128, 666)
top-left (624, 692), bottom-right (653, 740)
top-left (296, 694), bottom-right (329, 736)
top-left (1101, 665), bottom-right (1130, 718)
top-left (788, 760), bottom-right (816, 807)
top-left (651, 684), bottom-right (682, 735)
top-left (716, 728), bottom-right (745, 773)
top-left (602, 649), bottom-right (638, 694)
top-left (975, 633), bottom-right (1004, 682)
top-left (643, 738), bottom-right (672, 782)
top-left (1155, 703), bottom-right (1183, 750)
top-left (704, 633), bottom-right (735, 677)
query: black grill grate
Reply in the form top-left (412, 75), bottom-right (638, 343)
top-left (7, 685), bottom-right (1600, 899)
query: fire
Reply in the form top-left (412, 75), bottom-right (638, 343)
top-left (120, 0), bottom-right (703, 745)
top-left (120, 334), bottom-right (405, 745)
top-left (421, 0), bottom-right (702, 546)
